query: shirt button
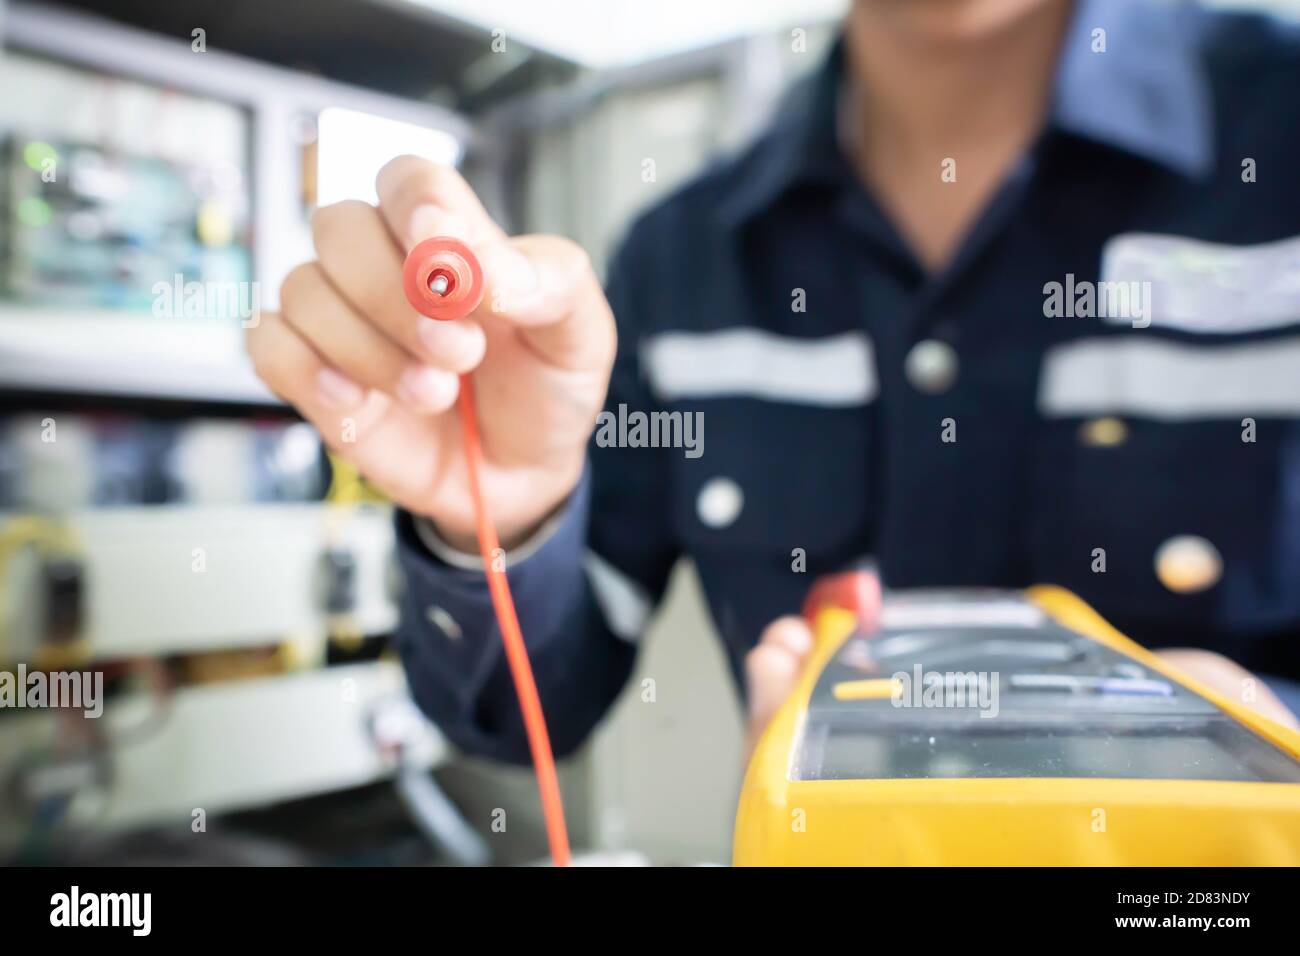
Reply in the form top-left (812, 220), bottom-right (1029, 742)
top-left (1079, 416), bottom-right (1129, 447)
top-left (905, 339), bottom-right (958, 394)
top-left (697, 477), bottom-right (744, 529)
top-left (1155, 535), bottom-right (1222, 594)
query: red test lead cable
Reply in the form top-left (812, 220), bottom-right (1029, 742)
top-left (402, 236), bottom-right (572, 867)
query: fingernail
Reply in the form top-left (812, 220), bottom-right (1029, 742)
top-left (416, 317), bottom-right (486, 372)
top-left (397, 366), bottom-right (458, 411)
top-left (482, 244), bottom-right (538, 295)
top-left (317, 367), bottom-right (363, 408)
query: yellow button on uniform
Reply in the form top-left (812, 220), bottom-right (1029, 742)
top-left (1079, 416), bottom-right (1128, 447)
top-left (1155, 534), bottom-right (1223, 594)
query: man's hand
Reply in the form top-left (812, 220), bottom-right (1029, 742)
top-left (744, 616), bottom-right (815, 762)
top-left (246, 156), bottom-right (616, 551)
top-left (1153, 649), bottom-right (1299, 730)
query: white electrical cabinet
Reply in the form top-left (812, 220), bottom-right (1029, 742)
top-left (2, 503), bottom-right (399, 660)
top-left (0, 660), bottom-right (446, 836)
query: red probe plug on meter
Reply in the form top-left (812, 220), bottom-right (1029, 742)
top-left (402, 237), bottom-right (571, 867)
top-left (802, 569), bottom-right (882, 631)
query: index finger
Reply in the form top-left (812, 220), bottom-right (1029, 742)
top-left (374, 154), bottom-right (503, 252)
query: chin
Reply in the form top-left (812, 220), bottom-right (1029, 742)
top-left (855, 0), bottom-right (1064, 45)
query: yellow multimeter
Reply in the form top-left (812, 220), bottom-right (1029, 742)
top-left (734, 573), bottom-right (1300, 866)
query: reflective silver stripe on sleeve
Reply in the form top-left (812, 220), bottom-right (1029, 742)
top-left (1039, 336), bottom-right (1300, 419)
top-left (641, 329), bottom-right (876, 407)
top-left (583, 550), bottom-right (652, 643)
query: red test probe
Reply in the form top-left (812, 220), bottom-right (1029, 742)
top-left (402, 236), bottom-right (571, 867)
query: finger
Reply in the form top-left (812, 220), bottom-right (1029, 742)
top-left (311, 200), bottom-right (486, 374)
top-left (760, 615), bottom-right (815, 659)
top-left (391, 205), bottom-right (612, 370)
top-left (280, 262), bottom-right (459, 414)
top-left (246, 310), bottom-right (381, 441)
top-left (398, 201), bottom-right (542, 323)
top-left (745, 618), bottom-right (813, 727)
top-left (1256, 683), bottom-right (1300, 730)
top-left (373, 158), bottom-right (565, 330)
top-left (1154, 649), bottom-right (1300, 730)
top-left (746, 616), bottom-right (815, 728)
top-left (745, 645), bottom-right (802, 723)
top-left (743, 641), bottom-right (805, 764)
top-left (374, 155), bottom-right (502, 252)
top-left (491, 234), bottom-right (615, 371)
top-left (247, 313), bottom-right (452, 507)
top-left (374, 156), bottom-right (612, 371)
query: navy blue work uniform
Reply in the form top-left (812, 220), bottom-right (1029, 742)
top-left (395, 0), bottom-right (1300, 763)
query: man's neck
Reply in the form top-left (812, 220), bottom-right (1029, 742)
top-left (845, 1), bottom-right (1072, 160)
top-left (841, 0), bottom-right (1074, 271)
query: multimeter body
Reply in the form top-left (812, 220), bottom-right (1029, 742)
top-left (734, 579), bottom-right (1300, 865)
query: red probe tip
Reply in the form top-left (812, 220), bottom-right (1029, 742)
top-left (403, 236), bottom-right (485, 322)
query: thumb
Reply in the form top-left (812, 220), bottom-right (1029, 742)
top-left (744, 616), bottom-right (815, 762)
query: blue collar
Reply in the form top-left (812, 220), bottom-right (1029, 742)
top-left (1052, 0), bottom-right (1213, 179)
top-left (721, 0), bottom-right (1214, 227)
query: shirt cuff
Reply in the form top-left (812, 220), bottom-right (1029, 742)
top-left (411, 495), bottom-right (575, 571)
top-left (394, 464), bottom-right (592, 661)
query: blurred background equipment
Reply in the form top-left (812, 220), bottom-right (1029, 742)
top-left (0, 0), bottom-right (839, 865)
top-left (0, 0), bottom-right (495, 864)
top-left (0, 58), bottom-right (252, 314)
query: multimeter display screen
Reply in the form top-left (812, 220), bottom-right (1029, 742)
top-left (798, 716), bottom-right (1300, 782)
top-left (795, 614), bottom-right (1300, 783)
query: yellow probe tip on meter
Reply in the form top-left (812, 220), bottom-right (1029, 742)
top-left (734, 571), bottom-right (1300, 866)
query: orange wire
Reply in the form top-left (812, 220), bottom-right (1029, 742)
top-left (455, 372), bottom-right (572, 867)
